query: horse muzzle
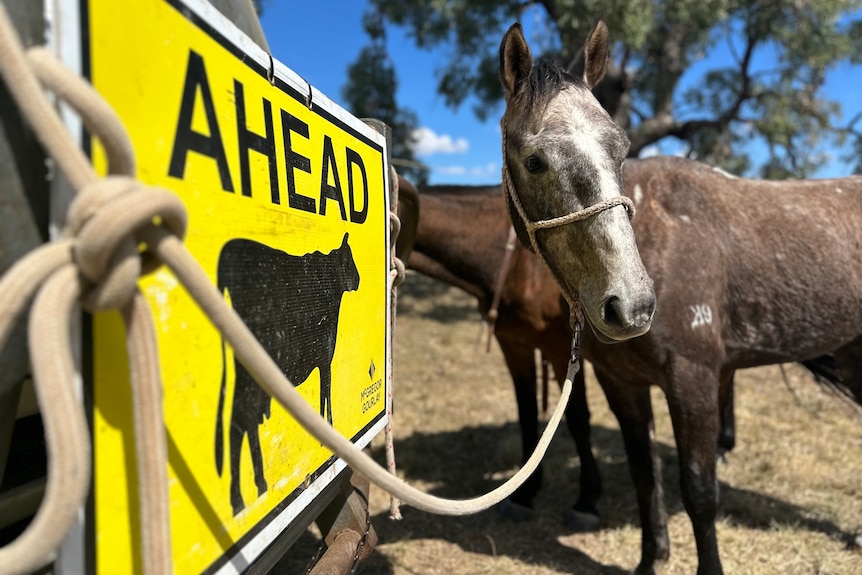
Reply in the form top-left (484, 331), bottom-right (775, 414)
top-left (587, 287), bottom-right (656, 343)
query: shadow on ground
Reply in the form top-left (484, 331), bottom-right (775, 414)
top-left (395, 271), bottom-right (482, 325)
top-left (276, 419), bottom-right (853, 574)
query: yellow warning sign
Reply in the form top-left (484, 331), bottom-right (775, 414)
top-left (83, 0), bottom-right (390, 572)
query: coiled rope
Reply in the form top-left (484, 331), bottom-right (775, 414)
top-left (0, 6), bottom-right (574, 574)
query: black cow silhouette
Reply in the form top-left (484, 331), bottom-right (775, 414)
top-left (214, 233), bottom-right (360, 515)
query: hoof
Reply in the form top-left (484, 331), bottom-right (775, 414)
top-left (498, 498), bottom-right (532, 522)
top-left (564, 508), bottom-right (600, 532)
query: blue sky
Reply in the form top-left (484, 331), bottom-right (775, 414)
top-left (258, 2), bottom-right (862, 185)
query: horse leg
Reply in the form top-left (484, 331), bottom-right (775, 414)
top-left (832, 335), bottom-right (862, 404)
top-left (564, 362), bottom-right (602, 532)
top-left (717, 370), bottom-right (735, 460)
top-left (666, 359), bottom-right (724, 575)
top-left (496, 337), bottom-right (541, 519)
top-left (597, 372), bottom-right (669, 574)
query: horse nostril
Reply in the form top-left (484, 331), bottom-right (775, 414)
top-left (602, 296), bottom-right (622, 329)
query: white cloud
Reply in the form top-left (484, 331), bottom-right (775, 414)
top-left (639, 142), bottom-right (689, 159)
top-left (639, 144), bottom-right (661, 158)
top-left (434, 166), bottom-right (467, 175)
top-left (470, 162), bottom-right (499, 177)
top-left (411, 127), bottom-right (469, 156)
top-left (432, 162), bottom-right (499, 178)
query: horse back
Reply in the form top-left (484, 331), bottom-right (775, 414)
top-left (624, 157), bottom-right (862, 366)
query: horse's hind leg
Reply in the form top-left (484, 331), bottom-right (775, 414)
top-left (597, 372), bottom-right (669, 573)
top-left (666, 358), bottom-right (724, 575)
top-left (717, 371), bottom-right (736, 460)
top-left (832, 336), bottom-right (862, 404)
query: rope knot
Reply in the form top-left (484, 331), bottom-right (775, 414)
top-left (67, 175), bottom-right (188, 311)
top-left (391, 257), bottom-right (406, 288)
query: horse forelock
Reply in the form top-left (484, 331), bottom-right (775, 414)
top-left (514, 59), bottom-right (572, 115)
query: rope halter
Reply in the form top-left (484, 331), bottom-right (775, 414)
top-left (500, 112), bottom-right (635, 332)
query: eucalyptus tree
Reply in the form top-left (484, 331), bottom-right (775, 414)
top-left (342, 11), bottom-right (427, 185)
top-left (369, 0), bottom-right (862, 177)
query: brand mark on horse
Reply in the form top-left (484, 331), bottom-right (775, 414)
top-left (690, 304), bottom-right (713, 328)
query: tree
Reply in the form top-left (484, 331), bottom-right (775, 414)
top-left (342, 11), bottom-right (427, 185)
top-left (369, 0), bottom-right (862, 178)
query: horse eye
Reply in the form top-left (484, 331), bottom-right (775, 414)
top-left (524, 155), bottom-right (546, 174)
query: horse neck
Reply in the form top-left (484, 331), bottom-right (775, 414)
top-left (410, 188), bottom-right (512, 299)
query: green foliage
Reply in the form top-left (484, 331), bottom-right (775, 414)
top-left (342, 16), bottom-right (426, 185)
top-left (370, 0), bottom-right (862, 178)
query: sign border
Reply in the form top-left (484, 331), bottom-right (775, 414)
top-left (72, 0), bottom-right (392, 572)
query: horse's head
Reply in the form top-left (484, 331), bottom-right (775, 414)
top-left (499, 21), bottom-right (654, 343)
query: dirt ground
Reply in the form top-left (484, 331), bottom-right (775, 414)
top-left (278, 271), bottom-right (862, 574)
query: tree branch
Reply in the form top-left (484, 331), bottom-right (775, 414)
top-left (630, 31), bottom-right (758, 156)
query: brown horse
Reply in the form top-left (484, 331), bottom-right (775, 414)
top-left (404, 21), bottom-right (862, 575)
top-left (406, 182), bottom-right (604, 529)
top-left (408, 179), bottom-right (738, 526)
top-left (394, 169), bottom-right (419, 263)
top-left (406, 171), bottom-right (849, 558)
top-left (588, 159), bottom-right (862, 575)
top-left (498, 23), bottom-right (862, 575)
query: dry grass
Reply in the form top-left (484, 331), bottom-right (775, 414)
top-left (277, 271), bottom-right (862, 574)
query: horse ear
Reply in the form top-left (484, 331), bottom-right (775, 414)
top-left (499, 22), bottom-right (532, 100)
top-left (581, 20), bottom-right (609, 90)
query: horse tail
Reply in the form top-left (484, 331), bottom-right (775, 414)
top-left (799, 354), bottom-right (854, 400)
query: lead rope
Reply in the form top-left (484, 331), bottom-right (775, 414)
top-left (485, 226), bottom-right (518, 352)
top-left (0, 7), bottom-right (573, 574)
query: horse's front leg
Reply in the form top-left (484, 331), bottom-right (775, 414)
top-left (564, 361), bottom-right (602, 532)
top-left (597, 371), bottom-right (669, 575)
top-left (496, 337), bottom-right (541, 519)
top-left (666, 358), bottom-right (724, 575)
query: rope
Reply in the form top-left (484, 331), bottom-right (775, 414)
top-left (385, 169), bottom-right (403, 520)
top-left (485, 226), bottom-right (518, 353)
top-left (0, 5), bottom-right (574, 573)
